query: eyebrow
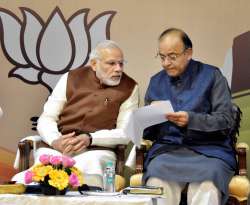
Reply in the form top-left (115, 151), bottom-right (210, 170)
top-left (159, 52), bottom-right (177, 56)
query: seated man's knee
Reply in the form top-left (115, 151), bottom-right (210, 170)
top-left (147, 177), bottom-right (185, 194)
top-left (188, 180), bottom-right (221, 199)
top-left (147, 177), bottom-right (185, 205)
top-left (188, 181), bottom-right (221, 205)
top-left (146, 177), bottom-right (165, 186)
top-left (189, 180), bottom-right (219, 193)
top-left (199, 180), bottom-right (218, 192)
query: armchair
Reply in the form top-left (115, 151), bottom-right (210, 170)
top-left (17, 139), bottom-right (127, 191)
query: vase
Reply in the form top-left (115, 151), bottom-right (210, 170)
top-left (41, 184), bottom-right (67, 195)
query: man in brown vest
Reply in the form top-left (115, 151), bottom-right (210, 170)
top-left (12, 40), bottom-right (139, 188)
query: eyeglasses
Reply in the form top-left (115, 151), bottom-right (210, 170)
top-left (156, 49), bottom-right (187, 62)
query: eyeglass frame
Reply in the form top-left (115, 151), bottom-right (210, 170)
top-left (156, 48), bottom-right (189, 62)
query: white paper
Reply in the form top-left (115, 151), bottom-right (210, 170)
top-left (124, 101), bottom-right (174, 147)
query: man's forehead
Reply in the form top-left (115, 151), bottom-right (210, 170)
top-left (99, 47), bottom-right (123, 60)
top-left (159, 34), bottom-right (184, 53)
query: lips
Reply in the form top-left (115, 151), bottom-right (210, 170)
top-left (112, 75), bottom-right (121, 80)
top-left (165, 68), bottom-right (175, 73)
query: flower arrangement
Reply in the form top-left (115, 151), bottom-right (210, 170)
top-left (24, 154), bottom-right (83, 192)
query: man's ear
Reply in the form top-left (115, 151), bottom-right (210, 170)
top-left (186, 48), bottom-right (193, 60)
top-left (90, 59), bottom-right (98, 71)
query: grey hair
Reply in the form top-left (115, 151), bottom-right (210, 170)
top-left (89, 40), bottom-right (121, 60)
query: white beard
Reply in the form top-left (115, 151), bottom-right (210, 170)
top-left (95, 65), bottom-right (121, 86)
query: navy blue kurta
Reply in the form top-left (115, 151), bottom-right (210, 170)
top-left (142, 59), bottom-right (236, 204)
top-left (143, 59), bottom-right (236, 170)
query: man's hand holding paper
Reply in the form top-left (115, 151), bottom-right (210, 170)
top-left (166, 111), bottom-right (189, 127)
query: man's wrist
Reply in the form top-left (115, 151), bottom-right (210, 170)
top-left (51, 138), bottom-right (59, 148)
top-left (86, 133), bottom-right (92, 147)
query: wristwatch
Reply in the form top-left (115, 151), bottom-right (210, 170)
top-left (86, 133), bottom-right (92, 147)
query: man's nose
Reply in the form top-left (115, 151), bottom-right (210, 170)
top-left (162, 57), bottom-right (172, 66)
top-left (114, 63), bottom-right (123, 71)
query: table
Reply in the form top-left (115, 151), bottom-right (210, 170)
top-left (0, 192), bottom-right (167, 205)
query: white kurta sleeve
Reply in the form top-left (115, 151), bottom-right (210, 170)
top-left (90, 84), bottom-right (139, 146)
top-left (37, 73), bottom-right (68, 146)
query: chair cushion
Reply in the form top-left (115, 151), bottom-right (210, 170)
top-left (130, 173), bottom-right (143, 186)
top-left (229, 175), bottom-right (250, 201)
top-left (115, 175), bottom-right (125, 191)
top-left (141, 140), bottom-right (153, 151)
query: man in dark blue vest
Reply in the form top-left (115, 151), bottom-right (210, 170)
top-left (143, 28), bottom-right (235, 205)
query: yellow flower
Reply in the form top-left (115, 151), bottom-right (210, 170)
top-left (25, 155), bottom-right (83, 192)
top-left (32, 164), bottom-right (53, 182)
top-left (48, 169), bottom-right (69, 190)
top-left (70, 167), bottom-right (84, 185)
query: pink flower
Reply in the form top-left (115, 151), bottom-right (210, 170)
top-left (62, 156), bottom-right (76, 168)
top-left (50, 156), bottom-right (62, 166)
top-left (24, 170), bottom-right (33, 184)
top-left (69, 173), bottom-right (79, 187)
top-left (39, 154), bottom-right (51, 165)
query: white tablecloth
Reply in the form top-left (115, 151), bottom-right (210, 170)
top-left (0, 192), bottom-right (167, 205)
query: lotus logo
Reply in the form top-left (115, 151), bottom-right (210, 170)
top-left (0, 7), bottom-right (116, 92)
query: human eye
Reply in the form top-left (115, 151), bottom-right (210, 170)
top-left (168, 54), bottom-right (178, 61)
top-left (159, 54), bottom-right (166, 61)
top-left (118, 61), bottom-right (124, 67)
top-left (106, 61), bottom-right (116, 66)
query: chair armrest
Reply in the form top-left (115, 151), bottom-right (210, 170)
top-left (88, 144), bottom-right (127, 176)
top-left (141, 140), bottom-right (153, 150)
top-left (18, 140), bottom-right (34, 171)
top-left (115, 144), bottom-right (126, 176)
top-left (135, 140), bottom-right (153, 173)
top-left (236, 142), bottom-right (249, 176)
top-left (18, 138), bottom-right (48, 171)
top-left (135, 144), bottom-right (147, 173)
top-left (18, 139), bottom-right (127, 177)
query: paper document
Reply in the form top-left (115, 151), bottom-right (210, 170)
top-left (124, 101), bottom-right (174, 147)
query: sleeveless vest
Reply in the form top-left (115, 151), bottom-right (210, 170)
top-left (58, 66), bottom-right (136, 134)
